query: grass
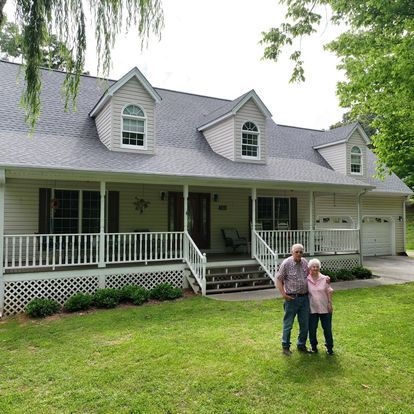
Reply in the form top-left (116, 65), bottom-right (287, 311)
top-left (406, 206), bottom-right (414, 251)
top-left (1, 285), bottom-right (414, 414)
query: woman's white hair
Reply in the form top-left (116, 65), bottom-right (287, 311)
top-left (308, 258), bottom-right (321, 269)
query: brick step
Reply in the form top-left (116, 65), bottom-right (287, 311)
top-left (206, 284), bottom-right (275, 294)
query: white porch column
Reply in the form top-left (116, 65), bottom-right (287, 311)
top-left (402, 197), bottom-right (407, 253)
top-left (98, 181), bottom-right (106, 270)
top-left (357, 191), bottom-right (364, 265)
top-left (0, 170), bottom-right (5, 317)
top-left (251, 188), bottom-right (257, 258)
top-left (309, 191), bottom-right (315, 255)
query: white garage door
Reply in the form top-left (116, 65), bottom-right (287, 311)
top-left (362, 217), bottom-right (393, 256)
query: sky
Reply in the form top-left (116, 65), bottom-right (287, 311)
top-left (5, 0), bottom-right (346, 130)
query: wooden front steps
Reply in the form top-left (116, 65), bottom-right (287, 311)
top-left (205, 263), bottom-right (274, 294)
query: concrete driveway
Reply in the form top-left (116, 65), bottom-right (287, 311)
top-left (363, 255), bottom-right (414, 283)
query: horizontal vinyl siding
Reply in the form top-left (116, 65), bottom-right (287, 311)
top-left (111, 77), bottom-right (155, 154)
top-left (234, 99), bottom-right (267, 163)
top-left (94, 101), bottom-right (112, 149)
top-left (317, 143), bottom-right (347, 174)
top-left (203, 117), bottom-right (235, 161)
top-left (362, 195), bottom-right (405, 253)
top-left (315, 194), bottom-right (359, 228)
top-left (347, 130), bottom-right (367, 180)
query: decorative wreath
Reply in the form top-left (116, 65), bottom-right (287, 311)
top-left (50, 198), bottom-right (60, 210)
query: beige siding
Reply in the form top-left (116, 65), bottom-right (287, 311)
top-left (362, 195), bottom-right (405, 253)
top-left (94, 101), bottom-right (112, 149)
top-left (111, 77), bottom-right (156, 154)
top-left (234, 99), bottom-right (267, 163)
top-left (315, 194), bottom-right (359, 228)
top-left (203, 117), bottom-right (235, 161)
top-left (317, 143), bottom-right (347, 174)
top-left (347, 130), bottom-right (367, 180)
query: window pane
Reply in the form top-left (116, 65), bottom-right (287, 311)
top-left (123, 105), bottom-right (144, 117)
top-left (258, 197), bottom-right (272, 219)
top-left (53, 190), bottom-right (79, 234)
top-left (82, 191), bottom-right (100, 233)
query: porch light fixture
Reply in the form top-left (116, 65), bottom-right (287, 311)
top-left (399, 216), bottom-right (403, 222)
top-left (160, 191), bottom-right (166, 201)
top-left (213, 193), bottom-right (219, 202)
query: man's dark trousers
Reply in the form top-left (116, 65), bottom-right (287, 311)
top-left (282, 295), bottom-right (309, 348)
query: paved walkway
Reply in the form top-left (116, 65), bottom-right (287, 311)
top-left (208, 255), bottom-right (414, 302)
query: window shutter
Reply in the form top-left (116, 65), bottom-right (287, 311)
top-left (38, 188), bottom-right (51, 233)
top-left (290, 198), bottom-right (298, 230)
top-left (108, 191), bottom-right (120, 233)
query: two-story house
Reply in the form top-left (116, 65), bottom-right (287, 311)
top-left (0, 61), bottom-right (411, 315)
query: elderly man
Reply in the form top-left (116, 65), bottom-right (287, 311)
top-left (276, 243), bottom-right (310, 356)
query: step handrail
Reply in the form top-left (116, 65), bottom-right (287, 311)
top-left (183, 231), bottom-right (207, 295)
top-left (253, 230), bottom-right (277, 283)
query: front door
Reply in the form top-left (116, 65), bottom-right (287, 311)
top-left (168, 192), bottom-right (210, 249)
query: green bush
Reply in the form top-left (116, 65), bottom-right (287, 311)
top-left (26, 298), bottom-right (60, 318)
top-left (64, 293), bottom-right (93, 312)
top-left (149, 283), bottom-right (183, 301)
top-left (93, 288), bottom-right (121, 308)
top-left (322, 269), bottom-right (338, 282)
top-left (120, 285), bottom-right (149, 305)
top-left (351, 266), bottom-right (373, 279)
top-left (336, 268), bottom-right (356, 281)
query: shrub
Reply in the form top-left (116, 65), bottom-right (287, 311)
top-left (64, 293), bottom-right (93, 312)
top-left (149, 283), bottom-right (183, 301)
top-left (26, 298), bottom-right (60, 318)
top-left (130, 287), bottom-right (150, 306)
top-left (120, 285), bottom-right (149, 305)
top-left (93, 288), bottom-right (121, 308)
top-left (321, 269), bottom-right (338, 282)
top-left (352, 266), bottom-right (373, 279)
top-left (336, 268), bottom-right (356, 281)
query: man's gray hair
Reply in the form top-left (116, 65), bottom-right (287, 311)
top-left (291, 243), bottom-right (304, 253)
top-left (308, 258), bottom-right (321, 269)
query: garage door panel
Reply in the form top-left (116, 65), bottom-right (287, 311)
top-left (362, 219), bottom-right (392, 256)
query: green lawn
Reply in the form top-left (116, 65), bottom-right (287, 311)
top-left (1, 285), bottom-right (414, 414)
top-left (407, 207), bottom-right (414, 250)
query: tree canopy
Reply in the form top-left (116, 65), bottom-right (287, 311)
top-left (262, 1), bottom-right (414, 189)
top-left (0, 0), bottom-right (164, 130)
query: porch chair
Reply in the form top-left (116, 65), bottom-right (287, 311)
top-left (221, 228), bottom-right (248, 253)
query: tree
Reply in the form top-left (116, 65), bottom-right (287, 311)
top-left (0, 0), bottom-right (164, 130)
top-left (1, 17), bottom-right (72, 70)
top-left (261, 1), bottom-right (414, 189)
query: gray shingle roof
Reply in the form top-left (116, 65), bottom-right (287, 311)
top-left (0, 61), bottom-right (411, 194)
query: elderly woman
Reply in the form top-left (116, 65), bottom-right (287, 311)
top-left (307, 258), bottom-right (334, 355)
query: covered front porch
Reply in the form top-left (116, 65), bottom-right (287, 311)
top-left (0, 171), bottom-right (365, 314)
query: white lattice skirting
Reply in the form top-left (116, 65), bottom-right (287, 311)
top-left (3, 264), bottom-right (185, 316)
top-left (315, 254), bottom-right (361, 271)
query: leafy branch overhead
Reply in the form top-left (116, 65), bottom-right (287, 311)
top-left (262, 0), bottom-right (414, 189)
top-left (0, 0), bottom-right (164, 130)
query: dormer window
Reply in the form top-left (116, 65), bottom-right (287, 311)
top-left (241, 122), bottom-right (259, 159)
top-left (122, 104), bottom-right (146, 149)
top-left (350, 146), bottom-right (362, 174)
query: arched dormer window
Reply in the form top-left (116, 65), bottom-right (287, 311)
top-left (350, 146), bottom-right (362, 174)
top-left (241, 121), bottom-right (259, 159)
top-left (122, 104), bottom-right (146, 148)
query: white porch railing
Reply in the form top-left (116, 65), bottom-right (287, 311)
top-left (257, 229), bottom-right (359, 255)
top-left (183, 231), bottom-right (206, 295)
top-left (253, 230), bottom-right (277, 283)
top-left (3, 233), bottom-right (100, 269)
top-left (105, 231), bottom-right (184, 264)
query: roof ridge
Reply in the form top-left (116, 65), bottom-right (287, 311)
top-left (154, 86), bottom-right (231, 102)
top-left (277, 123), bottom-right (323, 132)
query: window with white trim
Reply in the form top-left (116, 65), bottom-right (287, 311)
top-left (122, 104), bottom-right (146, 148)
top-left (241, 122), bottom-right (259, 158)
top-left (350, 146), bottom-right (362, 174)
top-left (257, 197), bottom-right (290, 230)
